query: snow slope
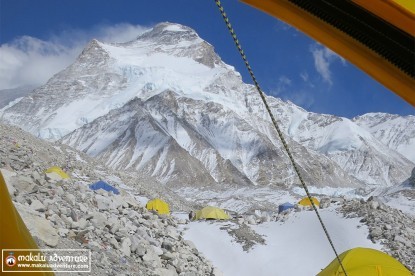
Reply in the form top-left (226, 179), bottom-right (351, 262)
top-left (183, 208), bottom-right (381, 276)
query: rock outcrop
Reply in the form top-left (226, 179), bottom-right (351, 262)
top-left (341, 197), bottom-right (415, 271)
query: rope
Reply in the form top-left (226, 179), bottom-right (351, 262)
top-left (213, 1), bottom-right (347, 275)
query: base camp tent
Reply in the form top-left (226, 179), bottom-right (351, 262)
top-left (194, 206), bottom-right (230, 220)
top-left (278, 202), bottom-right (295, 213)
top-left (45, 166), bottom-right (69, 179)
top-left (146, 198), bottom-right (170, 215)
top-left (298, 197), bottom-right (320, 207)
top-left (89, 180), bottom-right (120, 194)
top-left (318, 247), bottom-right (412, 276)
top-left (0, 171), bottom-right (53, 275)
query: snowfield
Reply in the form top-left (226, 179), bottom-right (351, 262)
top-left (181, 207), bottom-right (381, 275)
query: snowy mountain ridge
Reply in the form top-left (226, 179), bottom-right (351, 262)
top-left (1, 22), bottom-right (413, 189)
top-left (353, 113), bottom-right (415, 163)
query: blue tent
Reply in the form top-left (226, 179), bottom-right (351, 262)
top-left (89, 180), bottom-right (120, 195)
top-left (278, 202), bottom-right (295, 213)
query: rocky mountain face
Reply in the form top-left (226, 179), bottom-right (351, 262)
top-left (61, 90), bottom-right (361, 189)
top-left (1, 22), bottom-right (413, 189)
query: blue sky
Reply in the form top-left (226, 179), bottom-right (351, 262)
top-left (1, 0), bottom-right (413, 118)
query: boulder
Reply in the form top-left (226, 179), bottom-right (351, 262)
top-left (45, 172), bottom-right (64, 182)
top-left (154, 268), bottom-right (178, 276)
top-left (319, 198), bottom-right (331, 209)
top-left (120, 237), bottom-right (132, 257)
top-left (142, 251), bottom-right (162, 268)
top-left (30, 200), bottom-right (46, 212)
top-left (90, 212), bottom-right (107, 228)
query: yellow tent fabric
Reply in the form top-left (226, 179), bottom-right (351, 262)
top-left (318, 247), bottom-right (412, 276)
top-left (0, 171), bottom-right (54, 275)
top-left (298, 197), bottom-right (320, 207)
top-left (146, 198), bottom-right (170, 215)
top-left (352, 0), bottom-right (415, 36)
top-left (194, 206), bottom-right (230, 220)
top-left (241, 0), bottom-right (415, 106)
top-left (45, 166), bottom-right (69, 179)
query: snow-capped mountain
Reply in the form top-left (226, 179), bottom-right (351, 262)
top-left (1, 22), bottom-right (413, 188)
top-left (61, 90), bottom-right (360, 188)
top-left (353, 113), bottom-right (415, 163)
top-left (276, 107), bottom-right (414, 186)
top-left (0, 23), bottom-right (229, 140)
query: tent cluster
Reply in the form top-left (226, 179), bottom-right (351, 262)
top-left (39, 169), bottom-right (230, 222)
top-left (145, 199), bottom-right (230, 221)
top-left (278, 196), bottom-right (320, 213)
top-left (1, 169), bottom-right (412, 275)
top-left (43, 167), bottom-right (123, 196)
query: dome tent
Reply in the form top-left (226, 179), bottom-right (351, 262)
top-left (278, 202), bottom-right (295, 213)
top-left (89, 180), bottom-right (120, 195)
top-left (146, 198), bottom-right (170, 215)
top-left (298, 197), bottom-right (320, 207)
top-left (318, 247), bottom-right (412, 275)
top-left (45, 166), bottom-right (69, 179)
top-left (194, 206), bottom-right (230, 220)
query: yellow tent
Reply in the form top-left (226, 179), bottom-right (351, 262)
top-left (45, 166), bottom-right (69, 179)
top-left (318, 247), bottom-right (412, 276)
top-left (241, 0), bottom-right (415, 106)
top-left (146, 198), bottom-right (170, 215)
top-left (298, 197), bottom-right (320, 207)
top-left (195, 206), bottom-right (230, 220)
top-left (0, 171), bottom-right (53, 274)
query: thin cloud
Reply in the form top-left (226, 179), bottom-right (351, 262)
top-left (287, 91), bottom-right (315, 109)
top-left (299, 72), bottom-right (315, 88)
top-left (269, 75), bottom-right (292, 97)
top-left (310, 44), bottom-right (345, 86)
top-left (273, 20), bottom-right (300, 36)
top-left (270, 75), bottom-right (292, 96)
top-left (0, 23), bottom-right (148, 90)
top-left (300, 72), bottom-right (308, 82)
top-left (276, 89), bottom-right (315, 110)
top-left (278, 75), bottom-right (292, 86)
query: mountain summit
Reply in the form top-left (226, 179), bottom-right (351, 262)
top-left (137, 22), bottom-right (201, 44)
top-left (1, 22), bottom-right (413, 189)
